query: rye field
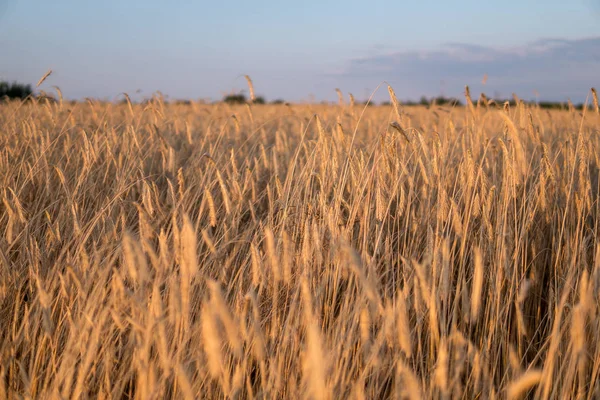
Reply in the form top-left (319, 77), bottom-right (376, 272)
top-left (1, 87), bottom-right (600, 399)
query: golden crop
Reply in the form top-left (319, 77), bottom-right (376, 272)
top-left (0, 88), bottom-right (599, 398)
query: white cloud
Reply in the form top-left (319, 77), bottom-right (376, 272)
top-left (334, 37), bottom-right (600, 102)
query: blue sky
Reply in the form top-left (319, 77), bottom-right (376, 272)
top-left (0, 0), bottom-right (598, 102)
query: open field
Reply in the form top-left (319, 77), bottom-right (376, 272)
top-left (1, 90), bottom-right (600, 399)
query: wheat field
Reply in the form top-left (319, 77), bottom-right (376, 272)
top-left (1, 86), bottom-right (599, 399)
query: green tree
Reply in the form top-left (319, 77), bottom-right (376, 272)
top-left (0, 81), bottom-right (33, 100)
top-left (223, 94), bottom-right (247, 104)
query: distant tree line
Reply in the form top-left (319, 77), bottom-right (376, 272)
top-left (361, 96), bottom-right (590, 110)
top-left (412, 96), bottom-right (463, 107)
top-left (175, 93), bottom-right (596, 109)
top-left (0, 80), bottom-right (590, 110)
top-left (378, 96), bottom-right (462, 107)
top-left (222, 93), bottom-right (270, 105)
top-left (0, 80), bottom-right (56, 103)
top-left (491, 99), bottom-right (590, 110)
top-left (0, 81), bottom-right (33, 100)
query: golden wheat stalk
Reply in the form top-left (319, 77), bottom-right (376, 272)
top-left (244, 75), bottom-right (255, 102)
top-left (592, 87), bottom-right (599, 115)
top-left (507, 370), bottom-right (543, 399)
top-left (36, 69), bottom-right (53, 87)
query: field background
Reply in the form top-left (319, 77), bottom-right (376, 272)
top-left (1, 91), bottom-right (600, 399)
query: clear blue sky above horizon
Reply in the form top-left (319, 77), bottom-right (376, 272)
top-left (1, 0), bottom-right (598, 102)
